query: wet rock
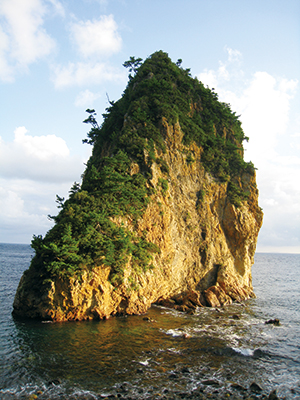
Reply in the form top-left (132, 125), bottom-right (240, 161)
top-left (265, 318), bottom-right (280, 326)
top-left (253, 348), bottom-right (264, 358)
top-left (168, 372), bottom-right (179, 379)
top-left (186, 308), bottom-right (196, 315)
top-left (201, 379), bottom-right (221, 387)
top-left (250, 382), bottom-right (263, 393)
top-left (48, 378), bottom-right (61, 385)
top-left (157, 290), bottom-right (206, 314)
top-left (204, 284), bottom-right (232, 307)
top-left (183, 290), bottom-right (205, 307)
top-left (268, 389), bottom-right (280, 399)
top-left (119, 383), bottom-right (130, 392)
top-left (180, 367), bottom-right (191, 373)
top-left (204, 287), bottom-right (221, 307)
top-left (142, 316), bottom-right (155, 322)
top-left (157, 298), bottom-right (176, 308)
top-left (174, 304), bottom-right (189, 312)
top-left (230, 382), bottom-right (247, 391)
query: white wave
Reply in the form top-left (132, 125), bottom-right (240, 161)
top-left (232, 347), bottom-right (254, 356)
top-left (163, 328), bottom-right (192, 338)
top-left (138, 359), bottom-right (150, 366)
top-left (164, 329), bottom-right (183, 337)
top-left (166, 347), bottom-right (182, 354)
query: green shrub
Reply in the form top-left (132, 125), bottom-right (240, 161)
top-left (186, 152), bottom-right (195, 165)
top-left (158, 178), bottom-right (169, 196)
top-left (156, 157), bottom-right (169, 174)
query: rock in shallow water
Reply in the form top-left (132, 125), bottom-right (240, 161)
top-left (268, 389), bottom-right (280, 399)
top-left (265, 318), bottom-right (281, 326)
top-left (250, 382), bottom-right (263, 393)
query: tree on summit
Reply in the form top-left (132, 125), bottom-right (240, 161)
top-left (123, 56), bottom-right (143, 77)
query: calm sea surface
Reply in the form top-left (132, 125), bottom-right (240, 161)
top-left (0, 243), bottom-right (299, 399)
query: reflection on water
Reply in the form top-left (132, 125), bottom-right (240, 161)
top-left (1, 246), bottom-right (300, 399)
top-left (3, 303), bottom-right (288, 397)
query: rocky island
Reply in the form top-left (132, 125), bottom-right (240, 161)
top-left (13, 51), bottom-right (263, 321)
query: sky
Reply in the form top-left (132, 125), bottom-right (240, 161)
top-left (0, 0), bottom-right (299, 253)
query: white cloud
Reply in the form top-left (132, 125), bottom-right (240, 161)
top-left (199, 51), bottom-right (298, 165)
top-left (291, 132), bottom-right (300, 138)
top-left (225, 46), bottom-right (242, 63)
top-left (14, 126), bottom-right (69, 160)
top-left (0, 125), bottom-right (92, 243)
top-left (0, 185), bottom-right (25, 219)
top-left (75, 89), bottom-right (102, 107)
top-left (279, 78), bottom-right (298, 93)
top-left (237, 72), bottom-right (297, 162)
top-left (198, 46), bottom-right (243, 92)
top-left (50, 14), bottom-right (124, 88)
top-left (198, 48), bottom-right (300, 253)
top-left (51, 61), bottom-right (126, 88)
top-left (96, 0), bottom-right (109, 5)
top-left (197, 69), bottom-right (218, 89)
top-left (0, 178), bottom-right (73, 243)
top-left (218, 62), bottom-right (230, 81)
top-left (0, 127), bottom-right (85, 182)
top-left (70, 14), bottom-right (122, 58)
top-left (263, 198), bottom-right (278, 207)
top-left (0, 25), bottom-right (13, 81)
top-left (46, 0), bottom-right (65, 17)
top-left (0, 0), bottom-right (56, 81)
top-left (48, 13), bottom-right (124, 88)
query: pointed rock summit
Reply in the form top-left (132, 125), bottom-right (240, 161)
top-left (13, 51), bottom-right (263, 321)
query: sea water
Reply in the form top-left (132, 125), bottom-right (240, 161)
top-left (0, 243), bottom-right (299, 399)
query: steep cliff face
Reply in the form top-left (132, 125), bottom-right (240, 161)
top-left (13, 52), bottom-right (263, 321)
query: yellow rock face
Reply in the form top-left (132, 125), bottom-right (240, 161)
top-left (13, 121), bottom-right (263, 321)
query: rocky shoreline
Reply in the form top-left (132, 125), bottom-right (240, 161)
top-left (18, 380), bottom-right (284, 400)
top-left (98, 381), bottom-right (283, 400)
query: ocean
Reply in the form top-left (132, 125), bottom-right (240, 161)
top-left (0, 243), bottom-right (299, 399)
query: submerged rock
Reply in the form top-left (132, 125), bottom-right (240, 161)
top-left (201, 379), bottom-right (221, 387)
top-left (268, 389), bottom-right (280, 399)
top-left (250, 382), bottom-right (263, 393)
top-left (230, 382), bottom-right (247, 392)
top-left (13, 51), bottom-right (263, 322)
top-left (265, 318), bottom-right (281, 326)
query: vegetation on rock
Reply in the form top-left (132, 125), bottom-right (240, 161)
top-left (29, 51), bottom-right (255, 288)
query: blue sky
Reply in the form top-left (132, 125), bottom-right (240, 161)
top-left (0, 0), bottom-right (299, 253)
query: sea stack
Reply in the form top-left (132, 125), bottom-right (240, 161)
top-left (13, 51), bottom-right (263, 321)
